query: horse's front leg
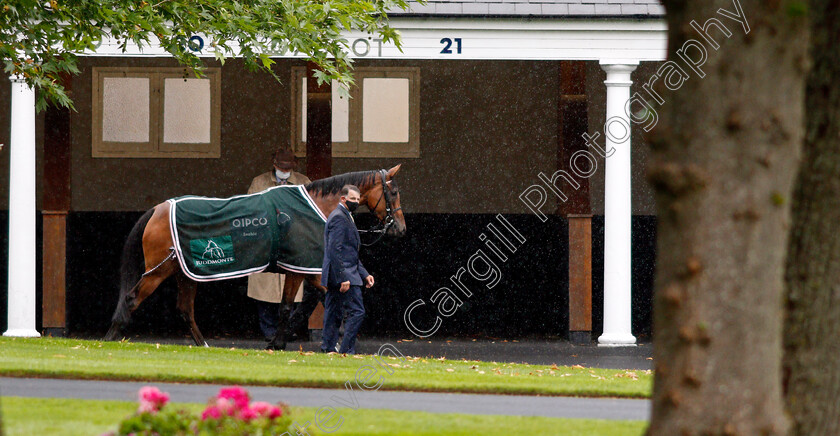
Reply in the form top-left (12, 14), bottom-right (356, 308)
top-left (175, 274), bottom-right (207, 347)
top-left (267, 273), bottom-right (304, 350)
top-left (305, 274), bottom-right (328, 292)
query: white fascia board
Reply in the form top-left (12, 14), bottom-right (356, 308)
top-left (83, 17), bottom-right (668, 62)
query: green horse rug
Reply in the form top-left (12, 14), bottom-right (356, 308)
top-left (167, 185), bottom-right (326, 282)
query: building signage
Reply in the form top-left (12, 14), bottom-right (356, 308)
top-left (85, 19), bottom-right (667, 62)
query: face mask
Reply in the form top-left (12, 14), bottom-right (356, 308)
top-left (345, 201), bottom-right (359, 212)
top-left (275, 169), bottom-right (291, 180)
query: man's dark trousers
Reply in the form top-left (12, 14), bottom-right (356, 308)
top-left (321, 285), bottom-right (365, 354)
top-left (256, 301), bottom-right (281, 340)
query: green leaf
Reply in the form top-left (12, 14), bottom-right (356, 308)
top-left (0, 0), bottom-right (410, 108)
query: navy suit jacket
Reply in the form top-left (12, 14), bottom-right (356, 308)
top-left (321, 204), bottom-right (369, 288)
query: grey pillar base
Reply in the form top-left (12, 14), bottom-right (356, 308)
top-left (569, 331), bottom-right (592, 345)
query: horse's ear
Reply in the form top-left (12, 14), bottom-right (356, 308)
top-left (387, 164), bottom-right (402, 180)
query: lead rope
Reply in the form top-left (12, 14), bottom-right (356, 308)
top-left (141, 247), bottom-right (176, 277)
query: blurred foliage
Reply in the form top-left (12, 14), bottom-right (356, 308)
top-left (0, 0), bottom-right (412, 110)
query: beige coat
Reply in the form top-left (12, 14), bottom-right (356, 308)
top-left (246, 170), bottom-right (311, 303)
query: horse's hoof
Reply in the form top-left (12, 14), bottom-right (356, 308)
top-left (203, 342), bottom-right (209, 348)
top-left (265, 342), bottom-right (286, 351)
top-left (103, 328), bottom-right (121, 342)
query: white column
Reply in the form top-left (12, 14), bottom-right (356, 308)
top-left (598, 61), bottom-right (638, 347)
top-left (4, 75), bottom-right (40, 338)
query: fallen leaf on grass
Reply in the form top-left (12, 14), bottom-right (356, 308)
top-left (615, 371), bottom-right (639, 380)
top-left (446, 368), bottom-right (455, 372)
top-left (288, 359), bottom-right (297, 363)
top-left (571, 364), bottom-right (585, 369)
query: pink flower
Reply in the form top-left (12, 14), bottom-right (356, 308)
top-left (238, 406), bottom-right (258, 421)
top-left (201, 405), bottom-right (222, 420)
top-left (217, 386), bottom-right (250, 410)
top-left (251, 402), bottom-right (283, 419)
top-left (137, 401), bottom-right (158, 414)
top-left (137, 386), bottom-right (169, 414)
top-left (214, 397), bottom-right (236, 416)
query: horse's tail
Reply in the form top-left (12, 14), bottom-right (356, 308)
top-left (105, 208), bottom-right (154, 339)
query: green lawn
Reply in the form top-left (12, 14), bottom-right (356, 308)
top-left (0, 337), bottom-right (652, 398)
top-left (0, 397), bottom-right (647, 436)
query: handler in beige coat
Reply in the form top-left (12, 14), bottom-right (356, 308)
top-left (247, 147), bottom-right (311, 342)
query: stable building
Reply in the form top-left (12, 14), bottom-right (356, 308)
top-left (1, 0), bottom-right (667, 344)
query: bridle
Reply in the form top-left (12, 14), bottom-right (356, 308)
top-left (358, 169), bottom-right (402, 246)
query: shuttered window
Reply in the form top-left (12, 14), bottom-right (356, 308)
top-left (92, 67), bottom-right (221, 158)
top-left (291, 66), bottom-right (420, 158)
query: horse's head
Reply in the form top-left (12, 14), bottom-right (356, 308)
top-left (363, 164), bottom-right (406, 237)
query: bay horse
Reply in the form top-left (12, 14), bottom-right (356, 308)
top-left (104, 165), bottom-right (405, 349)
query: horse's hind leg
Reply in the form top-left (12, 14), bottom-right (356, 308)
top-left (175, 274), bottom-right (207, 347)
top-left (104, 266), bottom-right (174, 341)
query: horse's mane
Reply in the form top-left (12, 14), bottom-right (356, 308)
top-left (305, 170), bottom-right (379, 196)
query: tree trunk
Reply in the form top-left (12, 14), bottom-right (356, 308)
top-left (783, 2), bottom-right (840, 435)
top-left (647, 2), bottom-right (808, 435)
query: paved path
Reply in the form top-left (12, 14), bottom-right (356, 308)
top-left (1, 377), bottom-right (651, 421)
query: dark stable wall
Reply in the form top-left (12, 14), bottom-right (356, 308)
top-left (33, 211), bottom-right (655, 341)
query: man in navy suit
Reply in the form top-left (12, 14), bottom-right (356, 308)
top-left (320, 184), bottom-right (374, 354)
